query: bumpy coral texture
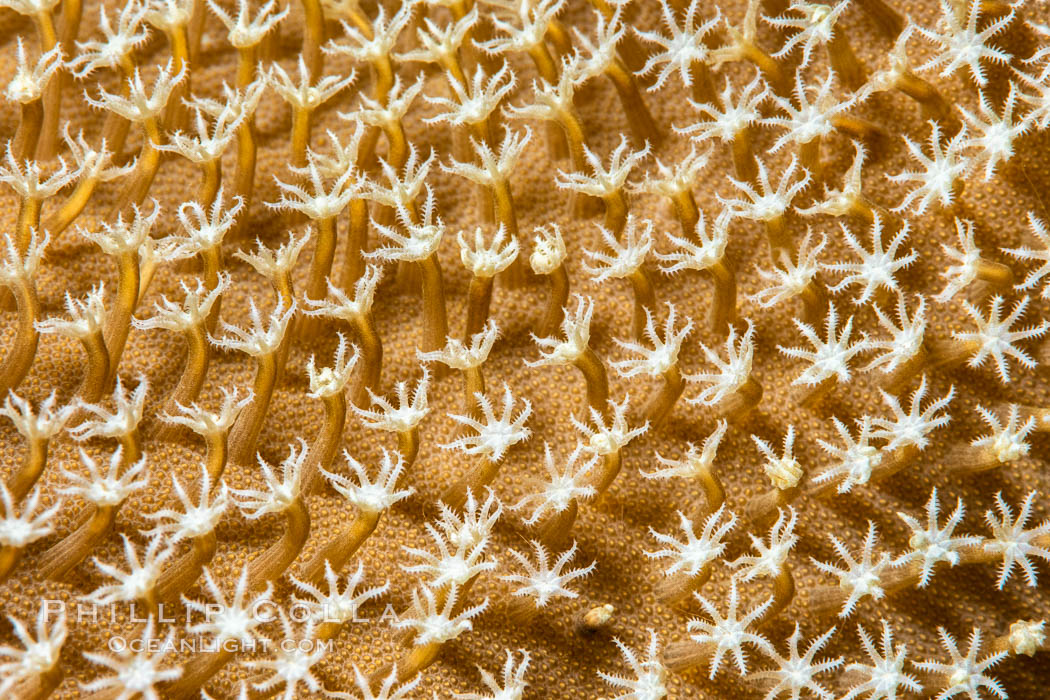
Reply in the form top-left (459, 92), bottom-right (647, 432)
top-left (1, 0), bottom-right (1050, 698)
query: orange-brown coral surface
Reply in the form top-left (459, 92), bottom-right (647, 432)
top-left (2, 0), bottom-right (1050, 697)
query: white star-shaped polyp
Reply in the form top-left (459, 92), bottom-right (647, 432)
top-left (183, 567), bottom-right (273, 647)
top-left (598, 630), bottom-right (668, 700)
top-left (897, 489), bottom-right (981, 587)
top-left (514, 443), bottom-right (597, 526)
top-left (687, 579), bottom-right (774, 678)
top-left (1004, 212), bottom-right (1050, 299)
top-left (441, 384), bottom-right (532, 462)
top-left (635, 0), bottom-right (720, 91)
top-left (824, 214), bottom-right (916, 304)
top-left (394, 585), bottom-right (488, 647)
top-left (812, 521), bottom-right (892, 617)
top-left (953, 296), bottom-right (1050, 383)
top-left (685, 320), bottom-right (755, 405)
top-left (19, 639), bottom-right (60, 675)
top-left (778, 303), bottom-right (870, 387)
top-left (501, 540), bottom-right (594, 609)
top-left (915, 627), bottom-right (1008, 700)
top-left (748, 624), bottom-right (843, 700)
top-left (842, 620), bottom-right (923, 700)
top-left (888, 122), bottom-right (971, 214)
top-left (646, 505), bottom-right (736, 577)
top-left (529, 295), bottom-right (595, 367)
top-left (752, 230), bottom-right (826, 309)
top-left (983, 491), bottom-right (1050, 588)
top-left (814, 415), bottom-right (881, 493)
top-left (849, 567), bottom-right (881, 599)
top-left (81, 620), bottom-right (181, 699)
top-left (420, 615), bottom-right (465, 644)
top-left (322, 448), bottom-right (412, 517)
top-left (732, 507), bottom-right (798, 581)
top-left (870, 376), bottom-right (954, 452)
top-left (766, 1), bottom-right (850, 64)
top-left (762, 67), bottom-right (856, 151)
top-left (612, 303), bottom-right (693, 379)
top-left (719, 155), bottom-right (811, 223)
top-left (1, 520), bottom-right (34, 546)
top-left (544, 477), bottom-right (580, 511)
top-left (960, 87), bottom-right (1029, 181)
top-left (355, 483), bottom-right (393, 512)
top-left (915, 0), bottom-right (1014, 85)
top-left (0, 604), bottom-right (67, 692)
top-left (122, 656), bottom-right (167, 693)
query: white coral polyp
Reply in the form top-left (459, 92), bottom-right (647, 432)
top-left (1007, 621), bottom-right (1046, 656)
top-left (530, 225), bottom-right (566, 275)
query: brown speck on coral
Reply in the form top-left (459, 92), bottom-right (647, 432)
top-left (2, 0), bottom-right (1050, 698)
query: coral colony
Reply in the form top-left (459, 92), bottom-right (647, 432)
top-left (4, 0), bottom-right (1050, 697)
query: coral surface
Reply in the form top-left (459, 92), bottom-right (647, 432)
top-left (1, 0), bottom-right (1049, 698)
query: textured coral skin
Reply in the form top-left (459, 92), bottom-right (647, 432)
top-left (1, 0), bottom-right (1049, 697)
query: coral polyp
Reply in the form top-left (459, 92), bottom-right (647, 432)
top-left (0, 0), bottom-right (1049, 698)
